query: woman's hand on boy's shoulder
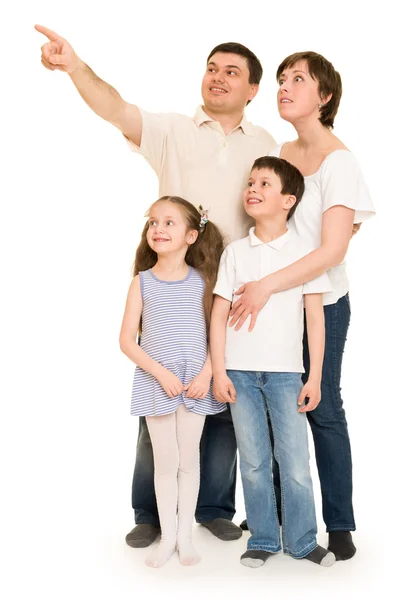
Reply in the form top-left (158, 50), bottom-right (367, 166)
top-left (297, 379), bottom-right (321, 412)
top-left (212, 374), bottom-right (236, 404)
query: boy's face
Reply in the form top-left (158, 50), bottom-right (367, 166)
top-left (243, 168), bottom-right (295, 220)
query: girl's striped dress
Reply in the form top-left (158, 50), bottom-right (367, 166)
top-left (131, 267), bottom-right (226, 417)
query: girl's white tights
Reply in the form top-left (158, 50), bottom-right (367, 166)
top-left (145, 405), bottom-right (205, 568)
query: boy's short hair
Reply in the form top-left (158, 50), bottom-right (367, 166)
top-left (251, 156), bottom-right (304, 220)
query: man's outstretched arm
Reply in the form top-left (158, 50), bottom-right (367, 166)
top-left (35, 24), bottom-right (142, 146)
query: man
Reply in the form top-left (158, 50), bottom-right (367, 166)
top-left (36, 24), bottom-right (276, 547)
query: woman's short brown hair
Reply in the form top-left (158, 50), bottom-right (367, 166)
top-left (276, 51), bottom-right (342, 129)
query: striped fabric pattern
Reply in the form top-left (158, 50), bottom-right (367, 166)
top-left (130, 267), bottom-right (226, 417)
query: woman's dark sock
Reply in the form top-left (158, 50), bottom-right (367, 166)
top-left (328, 531), bottom-right (356, 561)
top-left (304, 545), bottom-right (335, 567)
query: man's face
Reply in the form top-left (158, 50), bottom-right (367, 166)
top-left (243, 168), bottom-right (295, 220)
top-left (201, 52), bottom-right (258, 115)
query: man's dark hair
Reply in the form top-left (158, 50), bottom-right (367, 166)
top-left (207, 42), bottom-right (263, 85)
top-left (251, 156), bottom-right (305, 220)
top-left (276, 51), bottom-right (342, 129)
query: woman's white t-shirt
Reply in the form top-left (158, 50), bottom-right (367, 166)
top-left (269, 145), bottom-right (376, 305)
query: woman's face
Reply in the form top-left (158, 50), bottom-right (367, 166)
top-left (277, 60), bottom-right (323, 125)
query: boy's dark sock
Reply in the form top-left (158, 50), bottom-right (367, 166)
top-left (240, 550), bottom-right (273, 568)
top-left (303, 545), bottom-right (335, 567)
top-left (201, 518), bottom-right (242, 541)
top-left (125, 524), bottom-right (160, 548)
top-left (328, 531), bottom-right (356, 561)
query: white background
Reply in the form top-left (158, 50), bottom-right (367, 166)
top-left (1, 1), bottom-right (396, 598)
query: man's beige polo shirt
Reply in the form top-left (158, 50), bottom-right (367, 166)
top-left (126, 106), bottom-right (276, 242)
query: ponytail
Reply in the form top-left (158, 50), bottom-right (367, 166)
top-left (185, 220), bottom-right (225, 329)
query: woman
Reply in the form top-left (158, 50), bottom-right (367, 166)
top-left (230, 51), bottom-right (375, 560)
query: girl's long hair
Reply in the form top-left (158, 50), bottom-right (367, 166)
top-left (133, 196), bottom-right (225, 329)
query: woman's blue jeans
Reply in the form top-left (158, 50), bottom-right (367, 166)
top-left (303, 293), bottom-right (355, 532)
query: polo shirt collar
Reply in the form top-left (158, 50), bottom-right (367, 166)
top-left (249, 227), bottom-right (291, 250)
top-left (193, 106), bottom-right (255, 136)
top-left (194, 106), bottom-right (214, 127)
top-left (239, 116), bottom-right (256, 136)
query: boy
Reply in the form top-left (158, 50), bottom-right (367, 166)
top-left (210, 156), bottom-right (335, 568)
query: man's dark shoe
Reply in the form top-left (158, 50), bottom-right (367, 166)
top-left (201, 518), bottom-right (242, 541)
top-left (125, 524), bottom-right (160, 548)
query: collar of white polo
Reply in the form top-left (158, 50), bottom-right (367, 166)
top-left (248, 227), bottom-right (291, 250)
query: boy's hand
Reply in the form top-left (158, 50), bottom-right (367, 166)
top-left (185, 371), bottom-right (212, 399)
top-left (156, 368), bottom-right (184, 398)
top-left (298, 380), bottom-right (321, 412)
top-left (213, 374), bottom-right (237, 404)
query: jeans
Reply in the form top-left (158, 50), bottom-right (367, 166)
top-left (131, 406), bottom-right (237, 525)
top-left (228, 370), bottom-right (317, 558)
top-left (303, 293), bottom-right (355, 532)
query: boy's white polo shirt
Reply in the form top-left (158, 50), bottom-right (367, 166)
top-left (213, 227), bottom-right (332, 373)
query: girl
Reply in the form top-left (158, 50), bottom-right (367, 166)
top-left (119, 196), bottom-right (226, 568)
top-left (230, 52), bottom-right (375, 560)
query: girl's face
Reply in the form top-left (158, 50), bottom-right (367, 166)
top-left (146, 201), bottom-right (198, 255)
top-left (277, 60), bottom-right (324, 125)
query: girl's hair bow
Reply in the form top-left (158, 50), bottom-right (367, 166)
top-left (198, 205), bottom-right (209, 230)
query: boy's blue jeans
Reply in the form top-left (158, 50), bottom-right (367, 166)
top-left (228, 370), bottom-right (317, 558)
